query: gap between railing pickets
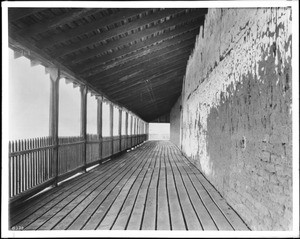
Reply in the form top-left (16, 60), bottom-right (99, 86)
top-left (8, 134), bottom-right (147, 208)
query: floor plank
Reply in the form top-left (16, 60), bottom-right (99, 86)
top-left (167, 147), bottom-right (203, 230)
top-left (112, 146), bottom-right (156, 230)
top-left (170, 147), bottom-right (218, 230)
top-left (73, 146), bottom-right (150, 230)
top-left (164, 148), bottom-right (186, 230)
top-left (179, 152), bottom-right (249, 230)
top-left (59, 146), bottom-right (151, 230)
top-left (97, 147), bottom-right (152, 230)
top-left (140, 145), bottom-right (160, 230)
top-left (156, 147), bottom-right (171, 230)
top-left (22, 148), bottom-right (142, 230)
top-left (125, 146), bottom-right (158, 230)
top-left (9, 141), bottom-right (249, 231)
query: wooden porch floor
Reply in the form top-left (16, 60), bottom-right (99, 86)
top-left (9, 141), bottom-right (249, 231)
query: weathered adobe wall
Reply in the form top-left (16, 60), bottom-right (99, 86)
top-left (170, 96), bottom-right (181, 148)
top-left (180, 8), bottom-right (292, 230)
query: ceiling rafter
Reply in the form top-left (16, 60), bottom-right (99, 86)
top-left (90, 55), bottom-right (188, 86)
top-left (108, 74), bottom-right (183, 99)
top-left (17, 9), bottom-right (103, 37)
top-left (8, 7), bottom-right (207, 121)
top-left (48, 8), bottom-right (186, 57)
top-left (103, 68), bottom-right (186, 96)
top-left (8, 8), bottom-right (45, 22)
top-left (86, 44), bottom-right (192, 82)
top-left (102, 66), bottom-right (186, 94)
top-left (81, 42), bottom-right (194, 80)
top-left (65, 10), bottom-right (205, 65)
top-left (77, 31), bottom-right (197, 77)
top-left (112, 78), bottom-right (183, 101)
top-left (38, 8), bottom-right (150, 50)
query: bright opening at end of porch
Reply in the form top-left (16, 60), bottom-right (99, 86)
top-left (148, 123), bottom-right (170, 140)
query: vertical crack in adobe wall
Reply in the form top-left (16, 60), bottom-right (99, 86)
top-left (179, 8), bottom-right (292, 230)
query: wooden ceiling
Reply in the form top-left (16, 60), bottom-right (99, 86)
top-left (8, 8), bottom-right (207, 122)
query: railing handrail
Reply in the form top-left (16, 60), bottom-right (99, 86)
top-left (9, 145), bottom-right (56, 157)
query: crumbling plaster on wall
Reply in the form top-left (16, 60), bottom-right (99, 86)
top-left (180, 8), bottom-right (292, 230)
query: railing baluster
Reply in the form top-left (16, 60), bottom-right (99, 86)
top-left (35, 138), bottom-right (38, 185)
top-left (10, 141), bottom-right (13, 197)
top-left (39, 138), bottom-right (42, 182)
top-left (17, 140), bottom-right (21, 194)
top-left (9, 141), bottom-right (12, 198)
top-left (13, 140), bottom-right (17, 196)
top-left (44, 137), bottom-right (47, 180)
top-left (27, 139), bottom-right (30, 190)
top-left (64, 137), bottom-right (66, 174)
top-left (42, 137), bottom-right (45, 181)
top-left (24, 139), bottom-right (27, 191)
top-left (20, 140), bottom-right (23, 193)
top-left (42, 137), bottom-right (44, 181)
top-left (21, 139), bottom-right (25, 193)
top-left (34, 138), bottom-right (38, 187)
top-left (34, 138), bottom-right (37, 185)
top-left (17, 140), bottom-right (21, 195)
top-left (39, 138), bottom-right (42, 184)
top-left (46, 137), bottom-right (49, 179)
top-left (66, 137), bottom-right (69, 173)
top-left (26, 139), bottom-right (29, 190)
top-left (41, 137), bottom-right (44, 182)
top-left (30, 139), bottom-right (33, 187)
top-left (59, 138), bottom-right (62, 175)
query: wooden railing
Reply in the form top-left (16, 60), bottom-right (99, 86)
top-left (8, 134), bottom-right (147, 205)
top-left (86, 134), bottom-right (101, 164)
top-left (58, 136), bottom-right (85, 179)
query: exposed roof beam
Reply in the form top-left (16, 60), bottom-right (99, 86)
top-left (115, 76), bottom-right (182, 96)
top-left (78, 34), bottom-right (196, 77)
top-left (108, 73), bottom-right (183, 98)
top-left (90, 54), bottom-right (188, 85)
top-left (18, 9), bottom-right (103, 37)
top-left (135, 101), bottom-right (179, 116)
top-left (66, 10), bottom-right (205, 65)
top-left (48, 8), bottom-right (186, 57)
top-left (85, 33), bottom-right (194, 82)
top-left (102, 66), bottom-right (186, 92)
top-left (74, 25), bottom-right (199, 74)
top-left (103, 68), bottom-right (185, 97)
top-left (111, 78), bottom-right (182, 101)
top-left (86, 44), bottom-right (192, 82)
top-left (38, 8), bottom-right (150, 50)
top-left (8, 8), bottom-right (45, 22)
top-left (126, 92), bottom-right (181, 112)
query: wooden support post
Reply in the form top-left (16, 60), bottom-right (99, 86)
top-left (80, 85), bottom-right (87, 172)
top-left (146, 123), bottom-right (149, 140)
top-left (131, 116), bottom-right (134, 147)
top-left (97, 98), bottom-right (103, 162)
top-left (119, 109), bottom-right (122, 152)
top-left (110, 103), bottom-right (114, 155)
top-left (48, 67), bottom-right (60, 186)
top-left (125, 112), bottom-right (128, 149)
top-left (136, 118), bottom-right (139, 144)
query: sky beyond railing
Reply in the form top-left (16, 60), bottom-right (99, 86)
top-left (8, 48), bottom-right (119, 140)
